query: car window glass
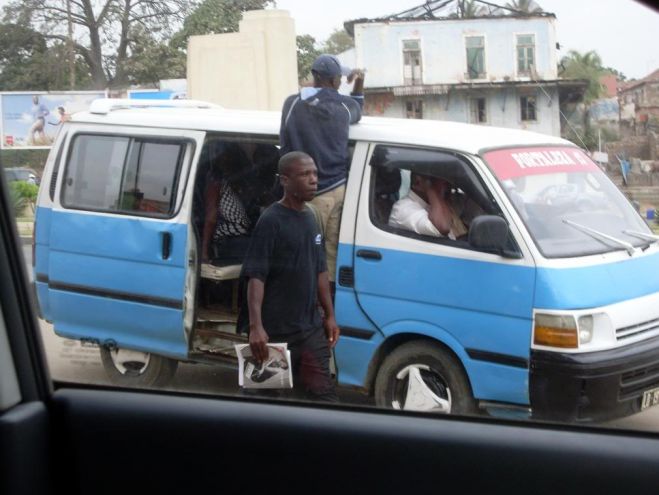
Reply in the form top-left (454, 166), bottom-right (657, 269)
top-left (61, 134), bottom-right (185, 216)
top-left (62, 135), bottom-right (130, 210)
top-left (17, 0), bottom-right (659, 439)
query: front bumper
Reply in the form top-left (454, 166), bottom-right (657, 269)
top-left (530, 336), bottom-right (659, 422)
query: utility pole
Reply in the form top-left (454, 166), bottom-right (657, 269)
top-left (67, 0), bottom-right (76, 89)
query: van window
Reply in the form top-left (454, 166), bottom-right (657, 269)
top-left (369, 144), bottom-right (497, 247)
top-left (61, 134), bottom-right (186, 216)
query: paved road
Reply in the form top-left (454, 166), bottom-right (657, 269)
top-left (24, 244), bottom-right (659, 431)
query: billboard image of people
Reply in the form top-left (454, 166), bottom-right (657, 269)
top-left (1, 91), bottom-right (106, 149)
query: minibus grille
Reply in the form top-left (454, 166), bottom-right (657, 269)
top-left (616, 317), bottom-right (659, 342)
top-left (619, 362), bottom-right (659, 400)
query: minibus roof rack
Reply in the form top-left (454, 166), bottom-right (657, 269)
top-left (89, 98), bottom-right (222, 115)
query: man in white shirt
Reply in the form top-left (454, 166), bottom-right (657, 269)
top-left (388, 173), bottom-right (467, 240)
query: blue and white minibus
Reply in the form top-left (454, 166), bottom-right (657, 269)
top-left (34, 99), bottom-right (659, 421)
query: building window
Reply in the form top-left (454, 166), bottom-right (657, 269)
top-left (516, 34), bottom-right (535, 75)
top-left (406, 99), bottom-right (423, 119)
top-left (465, 36), bottom-right (485, 79)
top-left (520, 95), bottom-right (537, 121)
top-left (470, 98), bottom-right (487, 123)
top-left (402, 40), bottom-right (422, 85)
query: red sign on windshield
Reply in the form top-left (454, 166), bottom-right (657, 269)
top-left (483, 147), bottom-right (599, 180)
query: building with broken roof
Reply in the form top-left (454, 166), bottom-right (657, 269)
top-left (619, 68), bottom-right (659, 131)
top-left (342, 0), bottom-right (586, 137)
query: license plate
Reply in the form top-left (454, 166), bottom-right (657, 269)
top-left (641, 387), bottom-right (659, 410)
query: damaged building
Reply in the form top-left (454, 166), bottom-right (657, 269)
top-left (341, 0), bottom-right (586, 137)
top-left (619, 68), bottom-right (659, 133)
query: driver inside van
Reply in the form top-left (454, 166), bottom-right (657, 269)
top-left (388, 172), bottom-right (468, 240)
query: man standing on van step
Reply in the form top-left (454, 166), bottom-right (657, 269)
top-left (280, 54), bottom-right (365, 288)
top-left (242, 151), bottom-right (340, 402)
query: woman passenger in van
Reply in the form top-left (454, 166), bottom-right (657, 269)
top-left (201, 145), bottom-right (253, 266)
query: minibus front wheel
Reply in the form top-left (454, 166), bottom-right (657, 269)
top-left (374, 341), bottom-right (477, 415)
top-left (100, 346), bottom-right (178, 387)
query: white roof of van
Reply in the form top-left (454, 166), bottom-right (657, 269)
top-left (71, 99), bottom-right (572, 155)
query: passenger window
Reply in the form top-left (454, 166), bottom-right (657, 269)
top-left (369, 144), bottom-right (498, 248)
top-left (61, 134), bottom-right (185, 216)
top-left (121, 141), bottom-right (184, 214)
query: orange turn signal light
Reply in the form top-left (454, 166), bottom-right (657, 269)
top-left (534, 314), bottom-right (578, 348)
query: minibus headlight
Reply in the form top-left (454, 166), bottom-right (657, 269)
top-left (534, 314), bottom-right (578, 348)
top-left (578, 315), bottom-right (594, 344)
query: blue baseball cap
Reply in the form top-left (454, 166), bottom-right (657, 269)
top-left (311, 54), bottom-right (351, 78)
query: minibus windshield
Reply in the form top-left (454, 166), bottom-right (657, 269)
top-left (483, 146), bottom-right (654, 258)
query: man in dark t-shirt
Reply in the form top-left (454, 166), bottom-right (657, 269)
top-left (241, 151), bottom-right (340, 402)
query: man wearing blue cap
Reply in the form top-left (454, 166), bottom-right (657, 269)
top-left (280, 54), bottom-right (365, 287)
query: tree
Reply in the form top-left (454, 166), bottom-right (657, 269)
top-left (603, 66), bottom-right (627, 82)
top-left (296, 34), bottom-right (320, 84)
top-left (6, 0), bottom-right (193, 89)
top-left (559, 50), bottom-right (606, 103)
top-left (122, 27), bottom-right (186, 86)
top-left (0, 23), bottom-right (50, 90)
top-left (171, 0), bottom-right (274, 50)
top-left (451, 0), bottom-right (485, 18)
top-left (505, 0), bottom-right (543, 14)
top-left (322, 28), bottom-right (353, 55)
top-left (0, 22), bottom-right (91, 91)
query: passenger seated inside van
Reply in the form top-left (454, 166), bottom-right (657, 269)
top-left (196, 140), bottom-right (281, 319)
top-left (232, 143), bottom-right (281, 220)
top-left (389, 172), bottom-right (468, 240)
top-left (201, 144), bottom-right (253, 266)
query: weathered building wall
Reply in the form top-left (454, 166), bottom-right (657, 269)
top-left (605, 136), bottom-right (651, 161)
top-left (354, 16), bottom-right (558, 88)
top-left (366, 86), bottom-right (560, 136)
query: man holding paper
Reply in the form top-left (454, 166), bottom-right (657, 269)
top-left (241, 151), bottom-right (340, 402)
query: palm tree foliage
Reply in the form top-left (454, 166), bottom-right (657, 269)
top-left (505, 0), bottom-right (543, 13)
top-left (559, 50), bottom-right (607, 103)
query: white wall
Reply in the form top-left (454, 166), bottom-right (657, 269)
top-left (187, 9), bottom-right (298, 111)
top-left (355, 16), bottom-right (558, 89)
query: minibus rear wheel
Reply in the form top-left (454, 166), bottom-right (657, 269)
top-left (374, 341), bottom-right (476, 415)
top-left (100, 347), bottom-right (178, 387)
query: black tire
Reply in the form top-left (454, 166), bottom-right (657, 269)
top-left (100, 346), bottom-right (178, 388)
top-left (374, 341), bottom-right (477, 415)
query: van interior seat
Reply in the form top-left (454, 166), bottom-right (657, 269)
top-left (200, 263), bottom-right (241, 281)
top-left (200, 263), bottom-right (242, 314)
top-left (373, 166), bottom-right (402, 226)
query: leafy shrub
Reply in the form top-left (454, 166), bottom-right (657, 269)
top-left (8, 181), bottom-right (38, 216)
top-left (12, 181), bottom-right (39, 202)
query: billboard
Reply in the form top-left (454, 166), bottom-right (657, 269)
top-left (0, 91), bottom-right (106, 149)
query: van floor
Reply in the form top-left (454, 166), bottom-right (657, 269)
top-left (192, 307), bottom-right (245, 359)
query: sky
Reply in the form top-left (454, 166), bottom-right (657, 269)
top-left (274, 0), bottom-right (659, 80)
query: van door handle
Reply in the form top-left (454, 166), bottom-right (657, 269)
top-left (356, 249), bottom-right (382, 261)
top-left (162, 232), bottom-right (172, 260)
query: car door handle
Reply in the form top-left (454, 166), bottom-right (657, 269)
top-left (356, 249), bottom-right (382, 261)
top-left (162, 232), bottom-right (172, 260)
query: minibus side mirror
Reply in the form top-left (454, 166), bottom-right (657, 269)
top-left (468, 215), bottom-right (521, 258)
